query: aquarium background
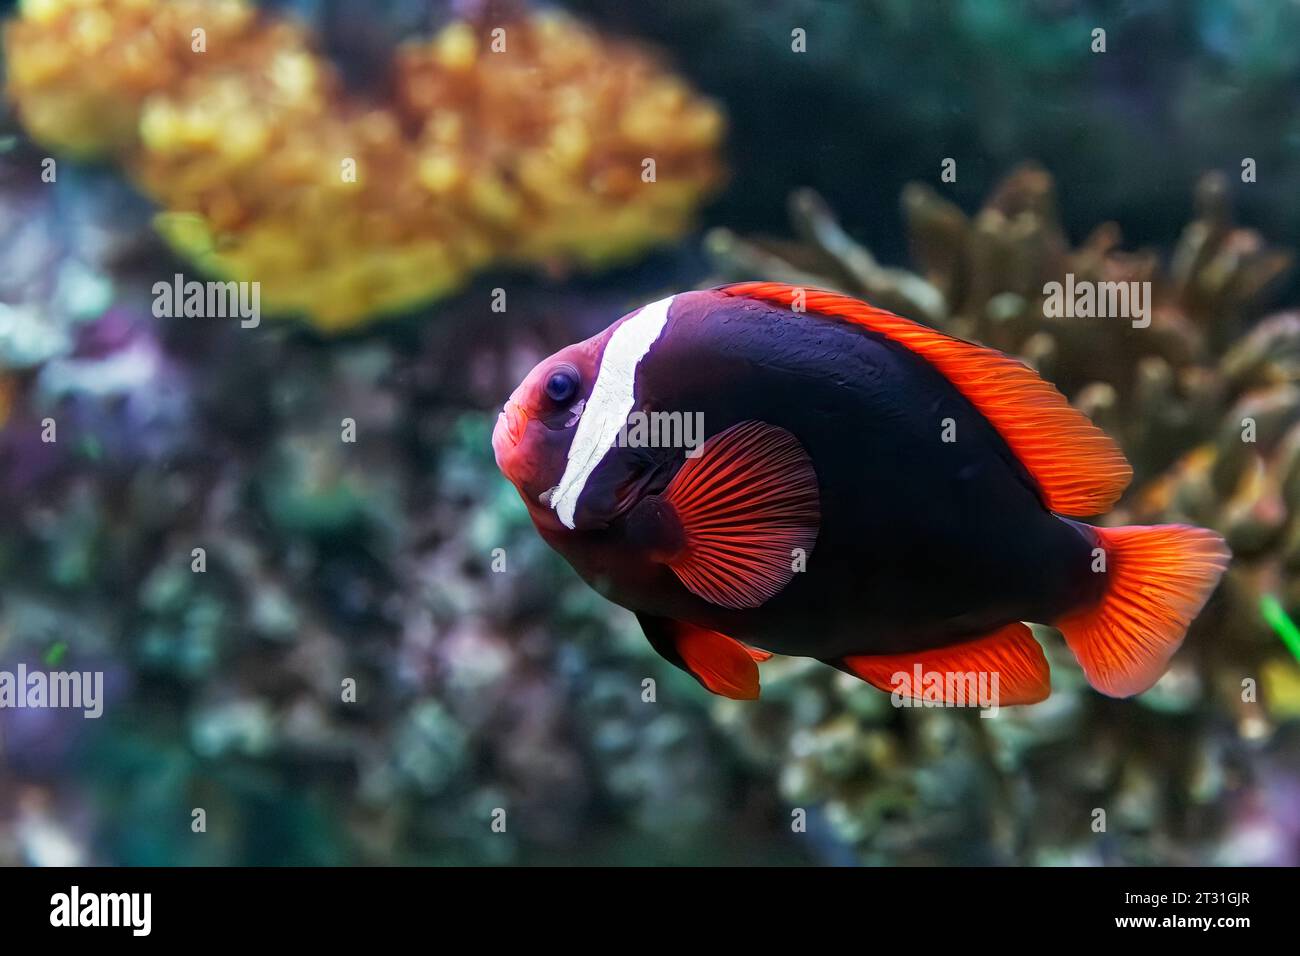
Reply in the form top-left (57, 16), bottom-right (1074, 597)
top-left (2, 0), bottom-right (1299, 866)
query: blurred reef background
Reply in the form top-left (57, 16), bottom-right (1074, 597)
top-left (2, 0), bottom-right (1300, 865)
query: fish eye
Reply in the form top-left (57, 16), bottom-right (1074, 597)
top-left (544, 365), bottom-right (580, 404)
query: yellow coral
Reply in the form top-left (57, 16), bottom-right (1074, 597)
top-left (7, 0), bottom-right (262, 155)
top-left (3, 0), bottom-right (725, 330)
top-left (394, 11), bottom-right (725, 273)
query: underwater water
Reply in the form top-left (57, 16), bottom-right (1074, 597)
top-left (0, 0), bottom-right (1297, 873)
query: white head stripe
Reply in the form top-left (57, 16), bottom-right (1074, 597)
top-left (552, 295), bottom-right (676, 529)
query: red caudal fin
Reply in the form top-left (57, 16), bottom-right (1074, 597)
top-left (835, 622), bottom-right (1051, 706)
top-left (719, 283), bottom-right (1132, 516)
top-left (1055, 525), bottom-right (1231, 698)
top-left (659, 420), bottom-right (820, 610)
top-left (637, 613), bottom-right (761, 699)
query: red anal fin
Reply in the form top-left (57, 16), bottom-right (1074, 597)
top-left (660, 420), bottom-right (819, 609)
top-left (1056, 524), bottom-right (1230, 697)
top-left (837, 622), bottom-right (1051, 706)
top-left (637, 613), bottom-right (760, 699)
top-left (720, 282), bottom-right (1132, 517)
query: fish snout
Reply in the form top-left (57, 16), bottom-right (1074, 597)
top-left (497, 400), bottom-right (529, 447)
top-left (492, 399), bottom-right (534, 481)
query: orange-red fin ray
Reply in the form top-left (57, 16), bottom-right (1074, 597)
top-left (835, 622), bottom-right (1051, 706)
top-left (637, 613), bottom-right (760, 700)
top-left (1055, 524), bottom-right (1230, 697)
top-left (720, 282), bottom-right (1132, 517)
top-left (660, 419), bottom-right (819, 609)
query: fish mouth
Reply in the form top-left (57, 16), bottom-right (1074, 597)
top-left (499, 400), bottom-right (529, 446)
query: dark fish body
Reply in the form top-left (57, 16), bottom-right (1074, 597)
top-left (541, 289), bottom-right (1103, 660)
top-left (494, 282), bottom-right (1229, 703)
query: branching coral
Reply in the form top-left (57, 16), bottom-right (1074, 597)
top-left (4, 0), bottom-right (725, 331)
top-left (705, 168), bottom-right (1299, 863)
top-left (1128, 316), bottom-right (1300, 629)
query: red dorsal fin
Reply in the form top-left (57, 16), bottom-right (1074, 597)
top-left (720, 282), bottom-right (1133, 517)
top-left (659, 420), bottom-right (820, 609)
top-left (1055, 524), bottom-right (1230, 697)
top-left (637, 613), bottom-right (761, 699)
top-left (837, 622), bottom-right (1051, 706)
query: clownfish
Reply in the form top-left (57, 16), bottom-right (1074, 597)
top-left (492, 283), bottom-right (1229, 705)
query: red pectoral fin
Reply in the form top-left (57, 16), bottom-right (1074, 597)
top-left (658, 420), bottom-right (820, 610)
top-left (836, 622), bottom-right (1051, 706)
top-left (637, 613), bottom-right (761, 700)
